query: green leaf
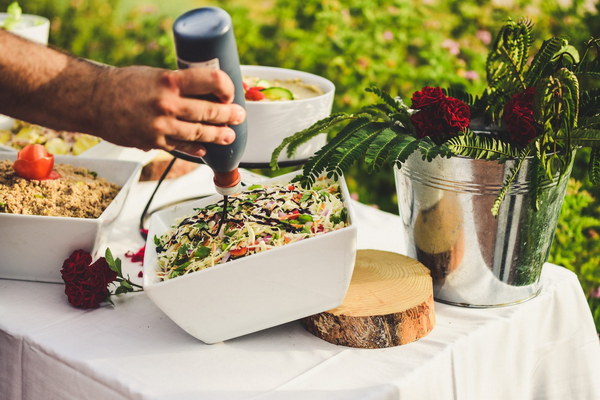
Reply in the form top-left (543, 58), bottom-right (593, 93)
top-left (589, 148), bottom-right (600, 185)
top-left (120, 280), bottom-right (133, 290)
top-left (491, 149), bottom-right (530, 216)
top-left (194, 246), bottom-right (211, 259)
top-left (391, 136), bottom-right (421, 167)
top-left (525, 37), bottom-right (569, 87)
top-left (445, 133), bottom-right (520, 160)
top-left (270, 113), bottom-right (356, 170)
top-left (114, 286), bottom-right (128, 295)
top-left (365, 86), bottom-right (402, 112)
top-left (325, 122), bottom-right (389, 179)
top-left (364, 128), bottom-right (400, 172)
top-left (443, 87), bottom-right (476, 106)
top-left (104, 248), bottom-right (122, 276)
top-left (300, 117), bottom-right (374, 186)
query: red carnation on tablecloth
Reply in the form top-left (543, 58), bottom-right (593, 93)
top-left (61, 249), bottom-right (142, 309)
top-left (502, 87), bottom-right (539, 146)
top-left (410, 86), bottom-right (471, 139)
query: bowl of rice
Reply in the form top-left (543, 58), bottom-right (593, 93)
top-left (0, 152), bottom-right (142, 282)
top-left (144, 171), bottom-right (357, 343)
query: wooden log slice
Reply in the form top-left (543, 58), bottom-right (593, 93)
top-left (303, 249), bottom-right (435, 348)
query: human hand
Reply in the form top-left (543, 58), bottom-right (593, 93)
top-left (92, 66), bottom-right (245, 156)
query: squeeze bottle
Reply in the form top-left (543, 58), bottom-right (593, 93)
top-left (172, 7), bottom-right (247, 195)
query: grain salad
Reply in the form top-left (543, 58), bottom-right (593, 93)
top-left (155, 177), bottom-right (348, 280)
top-left (0, 160), bottom-right (120, 218)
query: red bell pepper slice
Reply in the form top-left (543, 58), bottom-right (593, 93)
top-left (12, 144), bottom-right (60, 180)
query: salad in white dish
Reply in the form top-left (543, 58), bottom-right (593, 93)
top-left (155, 177), bottom-right (348, 281)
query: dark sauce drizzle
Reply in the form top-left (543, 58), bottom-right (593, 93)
top-left (162, 187), bottom-right (322, 249)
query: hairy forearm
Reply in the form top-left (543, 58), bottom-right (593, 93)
top-left (0, 29), bottom-right (110, 134)
top-left (0, 30), bottom-right (244, 155)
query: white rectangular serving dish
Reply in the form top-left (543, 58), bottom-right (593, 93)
top-left (144, 171), bottom-right (357, 343)
top-left (0, 153), bottom-right (142, 282)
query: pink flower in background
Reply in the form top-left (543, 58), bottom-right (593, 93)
top-left (591, 287), bottom-right (600, 298)
top-left (476, 30), bottom-right (492, 45)
top-left (464, 70), bottom-right (480, 80)
top-left (441, 39), bottom-right (460, 55)
top-left (382, 30), bottom-right (394, 41)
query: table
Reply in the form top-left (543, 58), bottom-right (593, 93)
top-left (1, 165), bottom-right (599, 400)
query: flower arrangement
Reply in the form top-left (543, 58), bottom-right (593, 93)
top-left (270, 19), bottom-right (600, 215)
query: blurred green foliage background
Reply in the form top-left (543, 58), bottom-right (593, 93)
top-left (3, 0), bottom-right (600, 328)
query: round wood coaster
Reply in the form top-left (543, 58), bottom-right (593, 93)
top-left (303, 249), bottom-right (435, 348)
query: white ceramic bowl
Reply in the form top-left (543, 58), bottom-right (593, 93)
top-left (0, 154), bottom-right (142, 282)
top-left (241, 65), bottom-right (335, 165)
top-left (143, 171), bottom-right (357, 343)
top-left (0, 13), bottom-right (50, 44)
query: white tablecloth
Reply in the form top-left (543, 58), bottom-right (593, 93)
top-left (1, 165), bottom-right (599, 400)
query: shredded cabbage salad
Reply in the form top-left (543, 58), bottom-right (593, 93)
top-left (155, 177), bottom-right (348, 281)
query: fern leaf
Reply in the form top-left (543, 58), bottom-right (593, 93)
top-left (389, 136), bottom-right (420, 167)
top-left (417, 137), bottom-right (452, 161)
top-left (270, 113), bottom-right (356, 169)
top-left (590, 148), bottom-right (600, 185)
top-left (446, 133), bottom-right (520, 160)
top-left (299, 117), bottom-right (374, 185)
top-left (567, 128), bottom-right (600, 147)
top-left (579, 114), bottom-right (600, 129)
top-left (326, 122), bottom-right (389, 179)
top-left (365, 87), bottom-right (402, 112)
top-left (364, 128), bottom-right (400, 172)
top-left (491, 148), bottom-right (530, 216)
top-left (443, 87), bottom-right (476, 106)
top-left (579, 89), bottom-right (600, 117)
top-left (359, 103), bottom-right (393, 117)
top-left (524, 37), bottom-right (568, 87)
top-left (486, 19), bottom-right (531, 87)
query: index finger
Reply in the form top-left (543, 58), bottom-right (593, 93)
top-left (171, 68), bottom-right (235, 103)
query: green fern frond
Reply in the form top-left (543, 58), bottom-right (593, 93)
top-left (270, 113), bottom-right (356, 170)
top-left (326, 122), bottom-right (390, 179)
top-left (417, 137), bottom-right (452, 161)
top-left (486, 19), bottom-right (531, 85)
top-left (299, 117), bottom-right (375, 185)
top-left (491, 148), bottom-right (531, 216)
top-left (566, 128), bottom-right (600, 147)
top-left (445, 133), bottom-right (520, 160)
top-left (579, 114), bottom-right (600, 129)
top-left (575, 70), bottom-right (600, 80)
top-left (579, 89), bottom-right (600, 117)
top-left (525, 37), bottom-right (568, 87)
top-left (590, 148), bottom-right (600, 185)
top-left (364, 128), bottom-right (401, 172)
top-left (443, 87), bottom-right (476, 106)
top-left (366, 87), bottom-right (402, 112)
top-left (390, 136), bottom-right (421, 167)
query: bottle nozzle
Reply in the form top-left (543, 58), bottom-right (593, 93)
top-left (213, 168), bottom-right (242, 195)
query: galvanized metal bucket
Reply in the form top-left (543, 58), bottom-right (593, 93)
top-left (395, 151), bottom-right (571, 307)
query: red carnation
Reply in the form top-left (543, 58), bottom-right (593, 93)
top-left (502, 87), bottom-right (539, 146)
top-left (61, 250), bottom-right (117, 309)
top-left (410, 87), bottom-right (471, 138)
top-left (411, 86), bottom-right (446, 109)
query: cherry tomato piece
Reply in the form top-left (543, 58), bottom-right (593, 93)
top-left (245, 88), bottom-right (266, 101)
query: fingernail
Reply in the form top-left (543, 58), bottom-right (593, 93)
top-left (232, 106), bottom-right (246, 125)
top-left (223, 130), bottom-right (236, 144)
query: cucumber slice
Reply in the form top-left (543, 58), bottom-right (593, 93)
top-left (261, 87), bottom-right (294, 101)
top-left (255, 79), bottom-right (271, 88)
